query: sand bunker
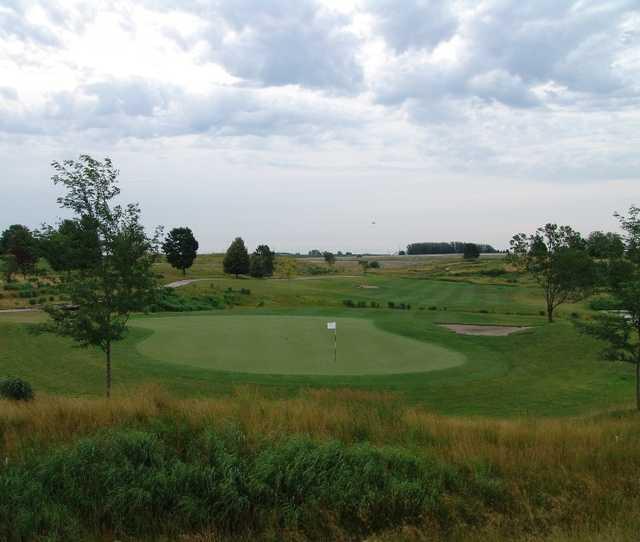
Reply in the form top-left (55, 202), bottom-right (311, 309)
top-left (440, 324), bottom-right (531, 336)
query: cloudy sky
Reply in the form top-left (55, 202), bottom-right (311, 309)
top-left (1, 0), bottom-right (638, 253)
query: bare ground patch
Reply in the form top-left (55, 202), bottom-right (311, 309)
top-left (440, 324), bottom-right (531, 336)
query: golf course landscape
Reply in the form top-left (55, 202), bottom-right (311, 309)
top-left (1, 160), bottom-right (639, 541)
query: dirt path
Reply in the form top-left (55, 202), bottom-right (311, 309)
top-left (440, 324), bottom-right (531, 336)
top-left (0, 308), bottom-right (39, 314)
top-left (164, 276), bottom-right (363, 288)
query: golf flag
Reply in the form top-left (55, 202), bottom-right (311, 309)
top-left (327, 321), bottom-right (336, 330)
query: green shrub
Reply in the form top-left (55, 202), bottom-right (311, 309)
top-left (240, 288), bottom-right (251, 295)
top-left (368, 261), bottom-right (380, 269)
top-left (28, 299), bottom-right (36, 305)
top-left (343, 299), bottom-right (355, 308)
top-left (0, 377), bottom-right (34, 401)
top-left (428, 306), bottom-right (437, 311)
top-left (388, 301), bottom-right (395, 309)
top-left (0, 428), bottom-right (455, 540)
top-left (589, 296), bottom-right (623, 311)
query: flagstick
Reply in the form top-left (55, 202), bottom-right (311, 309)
top-left (334, 328), bottom-right (337, 363)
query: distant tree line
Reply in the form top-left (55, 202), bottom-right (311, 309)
top-left (406, 242), bottom-right (498, 255)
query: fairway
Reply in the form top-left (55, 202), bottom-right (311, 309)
top-left (132, 315), bottom-right (466, 375)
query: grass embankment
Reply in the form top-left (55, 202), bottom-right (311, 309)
top-left (1, 388), bottom-right (639, 541)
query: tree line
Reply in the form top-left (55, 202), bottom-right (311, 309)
top-left (406, 241), bottom-right (498, 255)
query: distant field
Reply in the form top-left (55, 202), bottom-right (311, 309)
top-left (131, 314), bottom-right (465, 375)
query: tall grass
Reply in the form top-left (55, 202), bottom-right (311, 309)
top-left (1, 387), bottom-right (639, 540)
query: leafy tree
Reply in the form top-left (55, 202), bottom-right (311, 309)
top-left (368, 260), bottom-right (380, 269)
top-left (1, 254), bottom-right (18, 282)
top-left (38, 217), bottom-right (101, 273)
top-left (162, 227), bottom-right (199, 276)
top-left (510, 224), bottom-right (595, 322)
top-left (587, 231), bottom-right (625, 259)
top-left (463, 243), bottom-right (480, 260)
top-left (358, 259), bottom-right (369, 274)
top-left (223, 237), bottom-right (250, 278)
top-left (577, 206), bottom-right (640, 409)
top-left (323, 251), bottom-right (336, 266)
top-left (43, 155), bottom-right (160, 398)
top-left (0, 224), bottom-right (38, 277)
top-left (250, 244), bottom-right (275, 278)
top-left (308, 249), bottom-right (322, 257)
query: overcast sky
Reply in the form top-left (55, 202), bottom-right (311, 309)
top-left (1, 0), bottom-right (638, 253)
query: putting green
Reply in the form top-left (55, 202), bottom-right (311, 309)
top-left (131, 315), bottom-right (465, 375)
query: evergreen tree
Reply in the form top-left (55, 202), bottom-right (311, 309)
top-left (223, 237), bottom-right (250, 278)
top-left (162, 227), bottom-right (199, 276)
top-left (250, 244), bottom-right (275, 278)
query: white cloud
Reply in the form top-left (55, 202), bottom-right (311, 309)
top-left (0, 0), bottom-right (638, 250)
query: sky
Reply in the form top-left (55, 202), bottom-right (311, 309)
top-left (0, 0), bottom-right (638, 253)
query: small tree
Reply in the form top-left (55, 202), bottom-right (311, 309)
top-left (577, 206), bottom-right (640, 409)
top-left (323, 251), bottom-right (336, 266)
top-left (463, 243), bottom-right (480, 260)
top-left (278, 257), bottom-right (297, 280)
top-left (0, 224), bottom-right (38, 277)
top-left (43, 155), bottom-right (159, 398)
top-left (510, 224), bottom-right (595, 322)
top-left (358, 259), bottom-right (369, 275)
top-left (223, 237), bottom-right (250, 278)
top-left (250, 245), bottom-right (275, 278)
top-left (162, 227), bottom-right (199, 276)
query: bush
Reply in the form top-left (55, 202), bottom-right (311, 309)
top-left (368, 261), bottom-right (380, 269)
top-left (356, 301), bottom-right (367, 308)
top-left (480, 268), bottom-right (507, 277)
top-left (0, 377), bottom-right (34, 401)
top-left (428, 306), bottom-right (437, 311)
top-left (589, 296), bottom-right (624, 311)
top-left (240, 288), bottom-right (251, 295)
top-left (28, 299), bottom-right (36, 305)
top-left (369, 301), bottom-right (380, 308)
top-left (388, 301), bottom-right (395, 309)
top-left (343, 299), bottom-right (355, 308)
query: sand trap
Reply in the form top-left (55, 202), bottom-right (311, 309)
top-left (440, 324), bottom-right (531, 336)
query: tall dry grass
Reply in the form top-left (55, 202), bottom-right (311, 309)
top-left (1, 386), bottom-right (639, 540)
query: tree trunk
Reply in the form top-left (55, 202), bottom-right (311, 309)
top-left (547, 304), bottom-right (554, 323)
top-left (182, 267), bottom-right (186, 276)
top-left (106, 341), bottom-right (112, 399)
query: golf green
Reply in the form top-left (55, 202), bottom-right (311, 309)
top-left (132, 315), bottom-right (466, 375)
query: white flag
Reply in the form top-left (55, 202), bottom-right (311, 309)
top-left (327, 322), bottom-right (336, 330)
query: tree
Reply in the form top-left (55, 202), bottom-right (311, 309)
top-left (510, 224), bottom-right (595, 322)
top-left (223, 237), bottom-right (250, 278)
top-left (277, 257), bottom-right (297, 280)
top-left (463, 243), bottom-right (480, 260)
top-left (37, 217), bottom-right (101, 273)
top-left (162, 227), bottom-right (199, 276)
top-left (250, 244), bottom-right (275, 278)
top-left (0, 224), bottom-right (38, 277)
top-left (358, 259), bottom-right (369, 274)
top-left (323, 251), bottom-right (336, 266)
top-left (587, 231), bottom-right (625, 259)
top-left (576, 206), bottom-right (640, 409)
top-left (1, 254), bottom-right (18, 282)
top-left (43, 155), bottom-right (159, 398)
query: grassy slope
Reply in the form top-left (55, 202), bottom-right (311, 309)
top-left (1, 389), bottom-right (640, 541)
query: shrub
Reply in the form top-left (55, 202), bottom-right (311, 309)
top-left (0, 377), bottom-right (34, 401)
top-left (369, 301), bottom-right (380, 308)
top-left (428, 306), bottom-right (437, 311)
top-left (589, 296), bottom-right (623, 311)
top-left (28, 299), bottom-right (36, 305)
top-left (343, 299), bottom-right (355, 308)
top-left (368, 261), bottom-right (380, 269)
top-left (240, 288), bottom-right (251, 295)
top-left (539, 310), bottom-right (546, 317)
top-left (388, 301), bottom-right (395, 309)
top-left (357, 301), bottom-right (367, 308)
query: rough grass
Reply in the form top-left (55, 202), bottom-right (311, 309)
top-left (1, 387), bottom-right (639, 541)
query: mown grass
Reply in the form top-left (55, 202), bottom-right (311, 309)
top-left (1, 388), bottom-right (639, 541)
